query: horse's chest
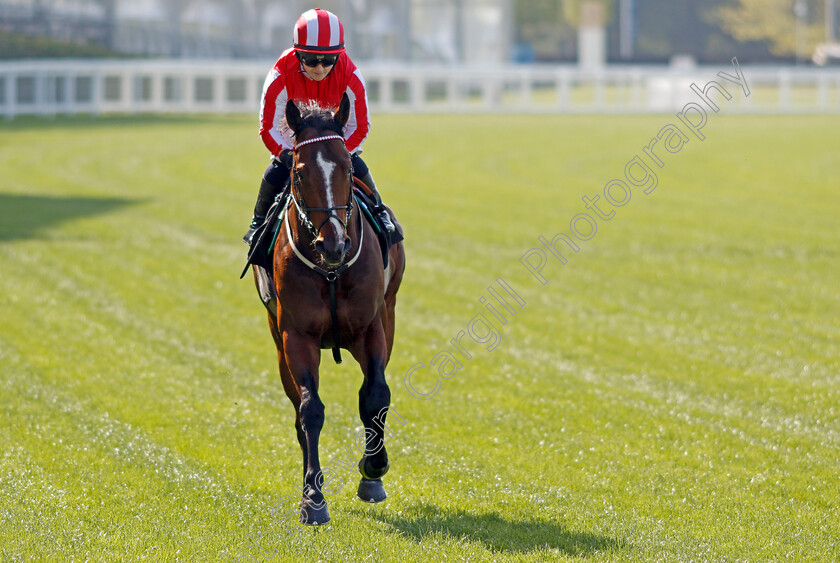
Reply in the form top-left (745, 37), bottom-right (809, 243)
top-left (279, 281), bottom-right (379, 340)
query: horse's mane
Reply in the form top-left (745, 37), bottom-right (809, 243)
top-left (293, 101), bottom-right (344, 136)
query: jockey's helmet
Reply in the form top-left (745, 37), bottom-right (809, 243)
top-left (293, 8), bottom-right (345, 55)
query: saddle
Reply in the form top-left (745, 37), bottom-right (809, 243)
top-left (351, 176), bottom-right (404, 269)
top-left (240, 178), bottom-right (403, 280)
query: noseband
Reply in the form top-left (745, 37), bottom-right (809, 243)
top-left (290, 134), bottom-right (355, 238)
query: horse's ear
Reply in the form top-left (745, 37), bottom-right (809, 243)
top-left (334, 93), bottom-right (350, 129)
top-left (286, 99), bottom-right (302, 133)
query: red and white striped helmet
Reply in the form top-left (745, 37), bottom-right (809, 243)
top-left (293, 8), bottom-right (345, 54)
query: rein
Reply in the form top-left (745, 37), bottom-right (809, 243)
top-left (287, 133), bottom-right (362, 364)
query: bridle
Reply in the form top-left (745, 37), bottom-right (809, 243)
top-left (289, 134), bottom-right (355, 239)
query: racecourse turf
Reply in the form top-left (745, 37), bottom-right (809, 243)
top-left (0, 111), bottom-right (838, 561)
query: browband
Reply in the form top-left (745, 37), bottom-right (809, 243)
top-left (294, 134), bottom-right (345, 151)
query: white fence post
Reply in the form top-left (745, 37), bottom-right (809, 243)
top-left (817, 74), bottom-right (828, 111)
top-left (380, 74), bottom-right (393, 112)
top-left (64, 70), bottom-right (75, 115)
top-left (4, 71), bottom-right (16, 120)
top-left (779, 70), bottom-right (792, 112)
top-left (411, 72), bottom-right (424, 112)
top-left (556, 69), bottom-right (570, 111)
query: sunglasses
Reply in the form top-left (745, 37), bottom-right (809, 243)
top-left (298, 52), bottom-right (339, 68)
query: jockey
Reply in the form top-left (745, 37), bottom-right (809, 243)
top-left (243, 7), bottom-right (395, 245)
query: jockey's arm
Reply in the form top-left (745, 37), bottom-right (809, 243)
top-left (343, 69), bottom-right (371, 154)
top-left (259, 71), bottom-right (294, 157)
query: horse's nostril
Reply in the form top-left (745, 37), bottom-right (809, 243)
top-left (343, 237), bottom-right (351, 250)
top-left (315, 240), bottom-right (326, 254)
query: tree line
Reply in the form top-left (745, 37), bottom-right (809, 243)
top-left (516, 0), bottom-right (834, 63)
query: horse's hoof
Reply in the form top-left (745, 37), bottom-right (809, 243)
top-left (357, 478), bottom-right (387, 503)
top-left (299, 498), bottom-right (330, 525)
top-left (358, 456), bottom-right (390, 480)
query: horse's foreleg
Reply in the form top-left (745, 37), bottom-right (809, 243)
top-left (281, 329), bottom-right (329, 525)
top-left (351, 323), bottom-right (391, 502)
top-left (271, 317), bottom-right (313, 513)
top-left (277, 347), bottom-right (306, 480)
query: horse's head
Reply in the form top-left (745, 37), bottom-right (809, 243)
top-left (286, 94), bottom-right (353, 267)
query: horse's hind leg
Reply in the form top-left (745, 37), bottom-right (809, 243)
top-left (351, 323), bottom-right (391, 503)
top-left (383, 243), bottom-right (405, 364)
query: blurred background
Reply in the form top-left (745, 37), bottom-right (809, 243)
top-left (2, 0), bottom-right (840, 115)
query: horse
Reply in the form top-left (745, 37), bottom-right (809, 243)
top-left (253, 94), bottom-right (405, 525)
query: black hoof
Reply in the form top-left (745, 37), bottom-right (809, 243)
top-left (299, 498), bottom-right (330, 525)
top-left (358, 456), bottom-right (390, 480)
top-left (357, 478), bottom-right (387, 503)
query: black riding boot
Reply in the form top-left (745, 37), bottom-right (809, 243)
top-left (243, 178), bottom-right (283, 245)
top-left (359, 172), bottom-right (395, 233)
top-left (244, 154), bottom-right (294, 245)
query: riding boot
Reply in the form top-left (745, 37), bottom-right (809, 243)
top-left (243, 178), bottom-right (282, 245)
top-left (359, 172), bottom-right (395, 233)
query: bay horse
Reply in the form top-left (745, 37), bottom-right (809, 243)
top-left (255, 94), bottom-right (405, 525)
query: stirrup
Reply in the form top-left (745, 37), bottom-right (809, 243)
top-left (242, 220), bottom-right (260, 245)
top-left (377, 209), bottom-right (395, 233)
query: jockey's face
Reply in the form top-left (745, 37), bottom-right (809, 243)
top-left (302, 62), bottom-right (333, 81)
top-left (298, 52), bottom-right (337, 82)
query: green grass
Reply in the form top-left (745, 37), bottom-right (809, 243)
top-left (1, 111), bottom-right (838, 562)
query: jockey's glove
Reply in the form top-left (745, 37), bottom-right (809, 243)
top-left (277, 149), bottom-right (294, 169)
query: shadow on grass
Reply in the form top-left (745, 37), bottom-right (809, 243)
top-left (355, 502), bottom-right (624, 557)
top-left (0, 194), bottom-right (142, 241)
top-left (2, 113), bottom-right (248, 132)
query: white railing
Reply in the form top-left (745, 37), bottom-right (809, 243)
top-left (2, 58), bottom-right (840, 119)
